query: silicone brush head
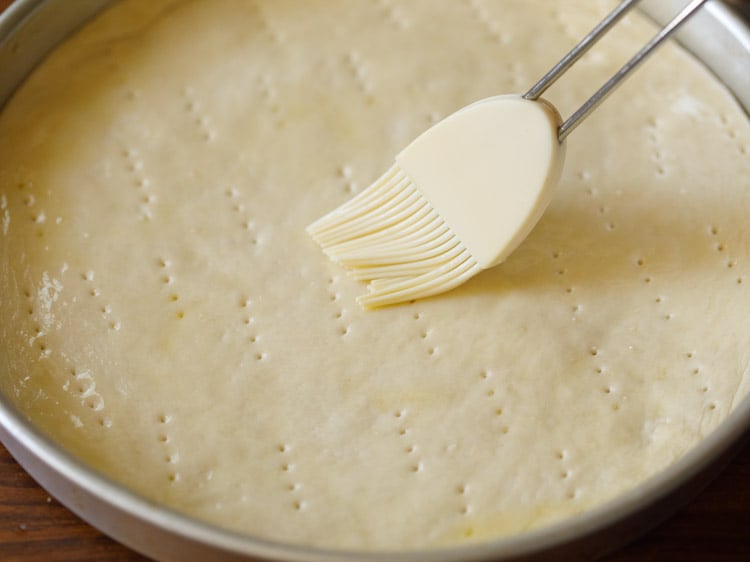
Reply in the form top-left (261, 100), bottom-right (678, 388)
top-left (308, 95), bottom-right (564, 309)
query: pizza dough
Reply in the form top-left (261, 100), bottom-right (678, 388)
top-left (1, 0), bottom-right (749, 551)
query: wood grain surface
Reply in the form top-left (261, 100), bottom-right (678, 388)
top-left (1, 0), bottom-right (750, 560)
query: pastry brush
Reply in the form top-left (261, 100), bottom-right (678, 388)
top-left (307, 0), bottom-right (709, 309)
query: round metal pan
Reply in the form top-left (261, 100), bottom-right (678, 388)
top-left (1, 1), bottom-right (749, 560)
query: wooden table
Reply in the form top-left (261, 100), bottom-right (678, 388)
top-left (2, 0), bottom-right (750, 559)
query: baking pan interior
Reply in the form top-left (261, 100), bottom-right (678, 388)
top-left (1, 1), bottom-right (749, 561)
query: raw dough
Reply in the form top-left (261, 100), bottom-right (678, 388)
top-left (1, 0), bottom-right (749, 550)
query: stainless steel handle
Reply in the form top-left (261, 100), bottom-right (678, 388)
top-left (525, 0), bottom-right (711, 142)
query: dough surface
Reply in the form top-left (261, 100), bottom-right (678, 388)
top-left (1, 0), bottom-right (749, 550)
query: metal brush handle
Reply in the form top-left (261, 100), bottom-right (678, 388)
top-left (524, 0), bottom-right (710, 142)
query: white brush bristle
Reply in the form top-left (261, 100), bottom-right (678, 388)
top-left (307, 164), bottom-right (481, 308)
